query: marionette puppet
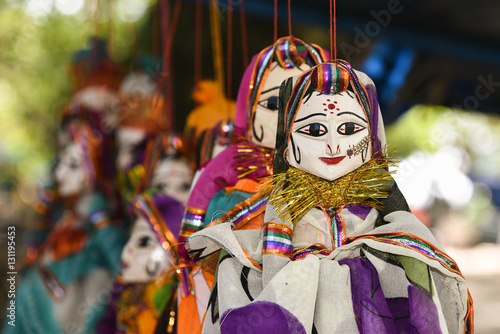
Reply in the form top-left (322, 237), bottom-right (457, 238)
top-left (68, 37), bottom-right (123, 131)
top-left (6, 114), bottom-right (127, 334)
top-left (180, 36), bottom-right (328, 244)
top-left (175, 36), bottom-right (328, 334)
top-left (115, 70), bottom-right (166, 205)
top-left (194, 119), bottom-right (235, 170)
top-left (142, 133), bottom-right (194, 207)
top-left (187, 61), bottom-right (473, 333)
top-left (17, 37), bottom-right (123, 267)
top-left (95, 133), bottom-right (193, 334)
top-left (112, 190), bottom-right (184, 334)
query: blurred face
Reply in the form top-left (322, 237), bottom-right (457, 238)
top-left (151, 158), bottom-right (193, 206)
top-left (116, 127), bottom-right (147, 171)
top-left (121, 217), bottom-right (171, 283)
top-left (249, 62), bottom-right (310, 149)
top-left (120, 71), bottom-right (158, 97)
top-left (54, 142), bottom-right (86, 197)
top-left (287, 90), bottom-right (371, 181)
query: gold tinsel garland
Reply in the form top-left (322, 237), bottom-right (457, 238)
top-left (233, 136), bottom-right (274, 180)
top-left (263, 154), bottom-right (398, 226)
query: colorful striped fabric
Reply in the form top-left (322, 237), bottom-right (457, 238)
top-left (180, 207), bottom-right (206, 238)
top-left (292, 243), bottom-right (332, 261)
top-left (263, 223), bottom-right (294, 258)
top-left (331, 209), bottom-right (346, 249)
top-left (210, 193), bottom-right (268, 230)
top-left (346, 232), bottom-right (460, 274)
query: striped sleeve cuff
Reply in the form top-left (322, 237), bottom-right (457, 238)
top-left (263, 222), bottom-right (294, 258)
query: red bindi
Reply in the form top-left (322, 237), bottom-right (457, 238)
top-left (328, 104), bottom-right (335, 110)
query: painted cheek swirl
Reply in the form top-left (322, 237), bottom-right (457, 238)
top-left (251, 111), bottom-right (264, 142)
top-left (290, 135), bottom-right (301, 164)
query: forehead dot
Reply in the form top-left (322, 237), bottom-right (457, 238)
top-left (336, 108), bottom-right (340, 111)
top-left (328, 103), bottom-right (335, 110)
top-left (322, 103), bottom-right (326, 106)
top-left (327, 99), bottom-right (331, 102)
top-left (334, 101), bottom-right (338, 104)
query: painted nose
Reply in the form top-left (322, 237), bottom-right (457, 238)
top-left (325, 130), bottom-right (338, 155)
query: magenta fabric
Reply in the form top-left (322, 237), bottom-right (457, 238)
top-left (185, 145), bottom-right (241, 210)
top-left (234, 54), bottom-right (259, 131)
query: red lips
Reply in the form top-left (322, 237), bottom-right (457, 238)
top-left (319, 156), bottom-right (346, 165)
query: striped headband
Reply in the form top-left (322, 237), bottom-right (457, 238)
top-left (246, 36), bottom-right (328, 132)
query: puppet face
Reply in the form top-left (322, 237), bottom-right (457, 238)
top-left (287, 90), bottom-right (371, 181)
top-left (120, 71), bottom-right (157, 97)
top-left (54, 142), bottom-right (86, 197)
top-left (121, 217), bottom-right (171, 283)
top-left (116, 127), bottom-right (147, 171)
top-left (151, 158), bottom-right (192, 206)
top-left (250, 62), bottom-right (310, 149)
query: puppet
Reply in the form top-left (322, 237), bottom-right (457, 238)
top-left (115, 191), bottom-right (183, 334)
top-left (187, 61), bottom-right (473, 333)
top-left (7, 114), bottom-right (126, 334)
top-left (176, 36), bottom-right (328, 334)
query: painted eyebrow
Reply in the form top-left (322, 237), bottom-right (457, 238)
top-left (295, 113), bottom-right (327, 123)
top-left (336, 111), bottom-right (367, 123)
top-left (260, 86), bottom-right (280, 95)
top-left (338, 91), bottom-right (355, 98)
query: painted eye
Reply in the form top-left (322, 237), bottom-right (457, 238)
top-left (258, 96), bottom-right (279, 111)
top-left (137, 236), bottom-right (151, 248)
top-left (69, 161), bottom-right (79, 170)
top-left (180, 182), bottom-right (191, 192)
top-left (337, 122), bottom-right (365, 135)
top-left (155, 182), bottom-right (168, 192)
top-left (296, 123), bottom-right (328, 137)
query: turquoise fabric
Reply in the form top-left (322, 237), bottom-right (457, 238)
top-left (2, 223), bottom-right (127, 334)
top-left (204, 189), bottom-right (253, 227)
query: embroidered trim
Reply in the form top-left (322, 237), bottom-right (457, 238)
top-left (263, 223), bottom-right (294, 258)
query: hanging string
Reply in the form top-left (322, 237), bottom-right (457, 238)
top-left (160, 0), bottom-right (183, 131)
top-left (106, 0), bottom-right (115, 59)
top-left (152, 1), bottom-right (160, 58)
top-left (159, 0), bottom-right (169, 71)
top-left (194, 0), bottom-right (203, 86)
top-left (287, 0), bottom-right (292, 37)
top-left (209, 0), bottom-right (225, 93)
top-left (329, 0), bottom-right (333, 59)
top-left (226, 0), bottom-right (233, 102)
top-left (92, 0), bottom-right (101, 37)
top-left (274, 0), bottom-right (278, 42)
top-left (158, 0), bottom-right (170, 130)
top-left (330, 0), bottom-right (337, 60)
top-left (239, 0), bottom-right (249, 68)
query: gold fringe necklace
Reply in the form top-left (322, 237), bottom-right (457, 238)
top-left (263, 155), bottom-right (398, 226)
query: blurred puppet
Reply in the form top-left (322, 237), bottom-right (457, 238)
top-left (10, 114), bottom-right (127, 334)
top-left (187, 61), bottom-right (473, 333)
top-left (115, 60), bottom-right (168, 205)
top-left (113, 190), bottom-right (184, 334)
top-left (4, 38), bottom-right (128, 334)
